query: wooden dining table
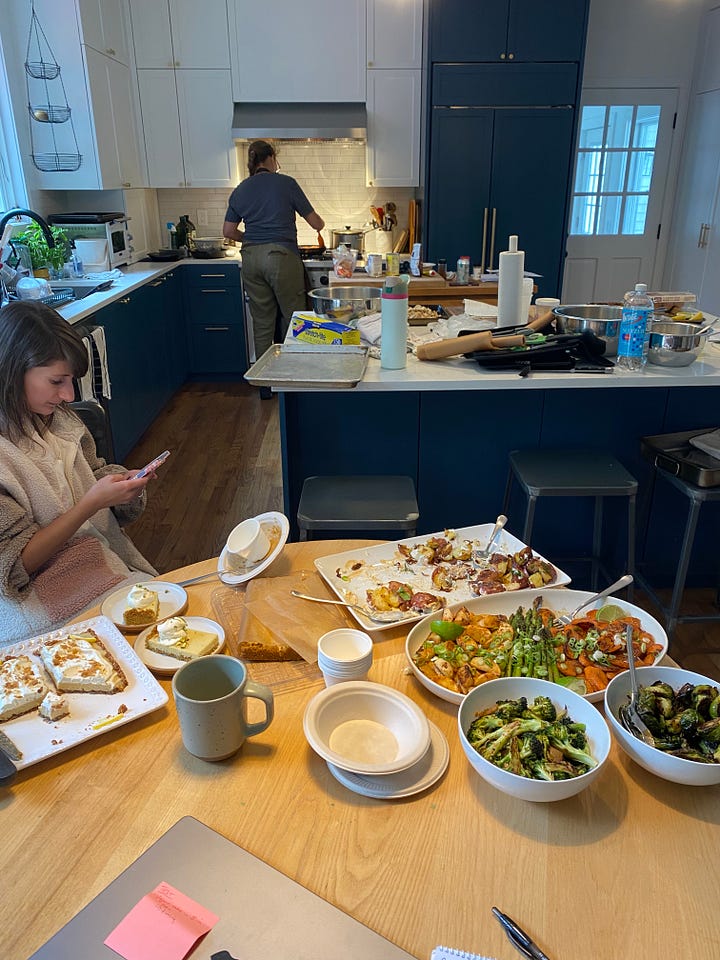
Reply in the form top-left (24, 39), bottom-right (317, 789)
top-left (2, 539), bottom-right (719, 960)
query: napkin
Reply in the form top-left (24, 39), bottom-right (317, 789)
top-left (688, 427), bottom-right (720, 461)
top-left (357, 312), bottom-right (383, 345)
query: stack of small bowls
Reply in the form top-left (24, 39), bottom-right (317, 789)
top-left (317, 628), bottom-right (373, 686)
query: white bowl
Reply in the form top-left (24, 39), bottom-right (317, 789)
top-left (604, 666), bottom-right (720, 786)
top-left (406, 588), bottom-right (668, 705)
top-left (303, 681), bottom-right (430, 775)
top-left (458, 676), bottom-right (611, 802)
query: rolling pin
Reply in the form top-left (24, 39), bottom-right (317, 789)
top-left (416, 331), bottom-right (526, 360)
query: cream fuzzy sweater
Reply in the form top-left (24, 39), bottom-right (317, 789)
top-left (0, 406), bottom-right (156, 644)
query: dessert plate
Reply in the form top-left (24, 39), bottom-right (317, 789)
top-left (101, 581), bottom-right (188, 632)
top-left (217, 511), bottom-right (290, 585)
top-left (326, 720), bottom-right (449, 800)
top-left (134, 617), bottom-right (225, 676)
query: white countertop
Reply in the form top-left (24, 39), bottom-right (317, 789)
top-left (56, 255), bottom-right (240, 325)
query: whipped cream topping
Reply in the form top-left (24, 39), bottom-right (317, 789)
top-left (0, 656), bottom-right (47, 712)
top-left (155, 617), bottom-right (189, 646)
top-left (49, 636), bottom-right (114, 681)
top-left (127, 584), bottom-right (157, 608)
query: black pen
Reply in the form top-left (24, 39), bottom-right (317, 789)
top-left (492, 907), bottom-right (551, 960)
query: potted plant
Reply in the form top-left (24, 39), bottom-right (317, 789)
top-left (14, 223), bottom-right (71, 278)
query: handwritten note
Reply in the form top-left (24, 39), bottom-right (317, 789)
top-left (104, 881), bottom-right (219, 960)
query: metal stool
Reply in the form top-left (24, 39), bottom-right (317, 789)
top-left (502, 449), bottom-right (637, 595)
top-left (297, 475), bottom-right (419, 541)
top-left (635, 471), bottom-right (720, 641)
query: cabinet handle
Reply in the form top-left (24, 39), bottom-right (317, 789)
top-left (150, 280), bottom-right (164, 286)
top-left (368, 60), bottom-right (373, 67)
top-left (200, 273), bottom-right (225, 278)
top-left (205, 326), bottom-right (230, 331)
top-left (488, 208), bottom-right (497, 272)
top-left (119, 297), bottom-right (131, 303)
top-left (508, 52), bottom-right (514, 59)
top-left (480, 207), bottom-right (488, 274)
top-left (200, 289), bottom-right (226, 293)
top-left (175, 60), bottom-right (181, 67)
top-left (106, 47), bottom-right (116, 56)
top-left (698, 222), bottom-right (711, 248)
top-left (500, 52), bottom-right (506, 59)
top-left (122, 181), bottom-right (131, 187)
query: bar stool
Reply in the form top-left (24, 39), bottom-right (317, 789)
top-left (297, 475), bottom-right (419, 541)
top-left (502, 449), bottom-right (637, 595)
top-left (635, 470), bottom-right (720, 641)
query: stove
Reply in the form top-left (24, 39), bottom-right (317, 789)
top-left (304, 257), bottom-right (334, 289)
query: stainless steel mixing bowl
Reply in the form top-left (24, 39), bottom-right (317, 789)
top-left (308, 286), bottom-right (382, 323)
top-left (647, 320), bottom-right (714, 367)
top-left (553, 304), bottom-right (622, 356)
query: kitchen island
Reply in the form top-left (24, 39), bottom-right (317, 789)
top-left (277, 342), bottom-right (720, 586)
top-left (2, 542), bottom-right (718, 960)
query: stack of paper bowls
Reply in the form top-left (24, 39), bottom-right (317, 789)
top-left (317, 628), bottom-right (373, 685)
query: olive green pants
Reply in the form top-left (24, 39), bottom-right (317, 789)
top-left (241, 243), bottom-right (307, 358)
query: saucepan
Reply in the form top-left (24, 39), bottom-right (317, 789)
top-left (647, 320), bottom-right (716, 367)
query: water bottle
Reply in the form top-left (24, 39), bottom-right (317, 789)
top-left (166, 221), bottom-right (177, 250)
top-left (617, 282), bottom-right (653, 370)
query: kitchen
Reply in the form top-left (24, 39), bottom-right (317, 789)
top-left (1, 3), bottom-right (720, 959)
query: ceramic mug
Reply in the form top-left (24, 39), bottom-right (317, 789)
top-left (172, 655), bottom-right (274, 760)
top-left (226, 517), bottom-right (270, 570)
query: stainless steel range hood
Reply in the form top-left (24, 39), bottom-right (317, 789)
top-left (232, 102), bottom-right (366, 141)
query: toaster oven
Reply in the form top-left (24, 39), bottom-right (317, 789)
top-left (46, 212), bottom-right (133, 267)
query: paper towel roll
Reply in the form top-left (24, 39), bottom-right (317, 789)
top-left (497, 235), bottom-right (525, 327)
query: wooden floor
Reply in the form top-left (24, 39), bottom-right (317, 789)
top-left (125, 381), bottom-right (720, 682)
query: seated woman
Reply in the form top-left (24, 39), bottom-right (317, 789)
top-left (0, 300), bottom-right (157, 644)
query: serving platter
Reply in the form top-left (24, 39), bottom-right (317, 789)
top-left (405, 588), bottom-right (668, 705)
top-left (0, 615), bottom-right (167, 770)
top-left (314, 524), bottom-right (571, 633)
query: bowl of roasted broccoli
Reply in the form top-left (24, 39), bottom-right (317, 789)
top-left (458, 676), bottom-right (611, 801)
top-left (604, 666), bottom-right (720, 786)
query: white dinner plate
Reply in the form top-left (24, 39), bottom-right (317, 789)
top-left (101, 581), bottom-right (188, 632)
top-left (134, 617), bottom-right (225, 676)
top-left (326, 720), bottom-right (449, 800)
top-left (217, 511), bottom-right (289, 585)
top-left (314, 523), bottom-right (571, 633)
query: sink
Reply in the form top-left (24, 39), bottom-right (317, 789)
top-left (49, 279), bottom-right (111, 299)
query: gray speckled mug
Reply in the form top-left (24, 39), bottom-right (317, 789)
top-left (172, 655), bottom-right (274, 761)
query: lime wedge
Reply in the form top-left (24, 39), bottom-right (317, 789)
top-left (596, 603), bottom-right (625, 622)
top-left (429, 620), bottom-right (464, 641)
top-left (556, 676), bottom-right (588, 695)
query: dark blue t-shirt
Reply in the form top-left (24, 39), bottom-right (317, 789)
top-left (224, 170), bottom-right (314, 251)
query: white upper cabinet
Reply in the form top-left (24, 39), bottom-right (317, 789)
top-left (366, 69), bottom-right (420, 186)
top-left (230, 0), bottom-right (366, 101)
top-left (129, 0), bottom-right (230, 69)
top-left (84, 45), bottom-right (142, 187)
top-left (137, 68), bottom-right (236, 187)
top-left (76, 0), bottom-right (130, 64)
top-left (367, 0), bottom-right (423, 69)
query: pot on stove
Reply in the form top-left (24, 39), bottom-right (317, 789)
top-left (331, 226), bottom-right (365, 254)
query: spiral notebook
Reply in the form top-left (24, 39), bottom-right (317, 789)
top-left (431, 947), bottom-right (497, 960)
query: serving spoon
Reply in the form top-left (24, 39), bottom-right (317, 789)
top-left (473, 514), bottom-right (508, 563)
top-left (289, 590), bottom-right (412, 624)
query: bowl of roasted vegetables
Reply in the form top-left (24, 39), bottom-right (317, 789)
top-left (458, 676), bottom-right (611, 802)
top-left (604, 666), bottom-right (720, 786)
top-left (406, 589), bottom-right (667, 705)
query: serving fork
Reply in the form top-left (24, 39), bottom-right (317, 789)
top-left (619, 623), bottom-right (656, 747)
top-left (552, 573), bottom-right (634, 627)
top-left (472, 514), bottom-right (507, 563)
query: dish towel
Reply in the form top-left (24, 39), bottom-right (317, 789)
top-left (78, 337), bottom-right (96, 401)
top-left (91, 326), bottom-right (112, 399)
top-left (356, 312), bottom-right (382, 345)
top-left (689, 427), bottom-right (720, 460)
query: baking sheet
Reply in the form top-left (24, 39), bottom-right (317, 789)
top-left (641, 429), bottom-right (720, 487)
top-left (245, 344), bottom-right (369, 388)
top-left (314, 524), bottom-right (571, 633)
top-left (0, 615), bottom-right (168, 770)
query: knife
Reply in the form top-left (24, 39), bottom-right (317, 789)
top-left (492, 907), bottom-right (551, 960)
top-left (0, 730), bottom-right (20, 786)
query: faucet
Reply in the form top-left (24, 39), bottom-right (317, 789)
top-left (0, 208), bottom-right (56, 250)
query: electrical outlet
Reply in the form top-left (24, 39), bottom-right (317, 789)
top-left (197, 209), bottom-right (209, 226)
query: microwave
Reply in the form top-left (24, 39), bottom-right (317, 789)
top-left (46, 213), bottom-right (133, 267)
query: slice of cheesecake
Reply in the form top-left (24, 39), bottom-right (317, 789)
top-left (0, 655), bottom-right (48, 722)
top-left (146, 617), bottom-right (217, 662)
top-left (39, 630), bottom-right (127, 694)
top-left (123, 584), bottom-right (160, 626)
top-left (38, 690), bottom-right (70, 722)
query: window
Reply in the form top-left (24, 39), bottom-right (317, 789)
top-left (569, 104), bottom-right (661, 237)
top-left (0, 40), bottom-right (28, 212)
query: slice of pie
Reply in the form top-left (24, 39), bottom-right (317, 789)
top-left (122, 584), bottom-right (160, 626)
top-left (38, 690), bottom-right (70, 722)
top-left (145, 617), bottom-right (217, 662)
top-left (0, 655), bottom-right (48, 722)
top-left (39, 630), bottom-right (127, 694)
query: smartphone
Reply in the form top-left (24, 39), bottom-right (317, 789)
top-left (134, 450), bottom-right (171, 479)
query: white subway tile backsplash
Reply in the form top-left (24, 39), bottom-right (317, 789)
top-left (157, 141), bottom-right (418, 248)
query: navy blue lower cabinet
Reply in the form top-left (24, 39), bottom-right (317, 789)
top-left (184, 264), bottom-right (247, 376)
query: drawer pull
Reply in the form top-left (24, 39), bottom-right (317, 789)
top-left (119, 297), bottom-right (131, 303)
top-left (200, 289), bottom-right (226, 293)
top-left (199, 273), bottom-right (225, 278)
top-left (149, 280), bottom-right (164, 287)
top-left (205, 326), bottom-right (230, 331)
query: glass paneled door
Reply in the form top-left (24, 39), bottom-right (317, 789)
top-left (563, 88), bottom-right (677, 303)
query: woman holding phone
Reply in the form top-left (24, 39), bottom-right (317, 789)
top-left (0, 300), bottom-right (157, 644)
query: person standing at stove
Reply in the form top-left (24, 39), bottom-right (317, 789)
top-left (223, 140), bottom-right (325, 363)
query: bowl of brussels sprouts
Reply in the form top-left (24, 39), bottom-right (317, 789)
top-left (604, 666), bottom-right (720, 786)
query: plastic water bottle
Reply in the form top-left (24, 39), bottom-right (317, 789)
top-left (617, 282), bottom-right (653, 370)
top-left (166, 221), bottom-right (177, 249)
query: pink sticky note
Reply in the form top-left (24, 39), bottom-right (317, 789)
top-left (104, 881), bottom-right (219, 960)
